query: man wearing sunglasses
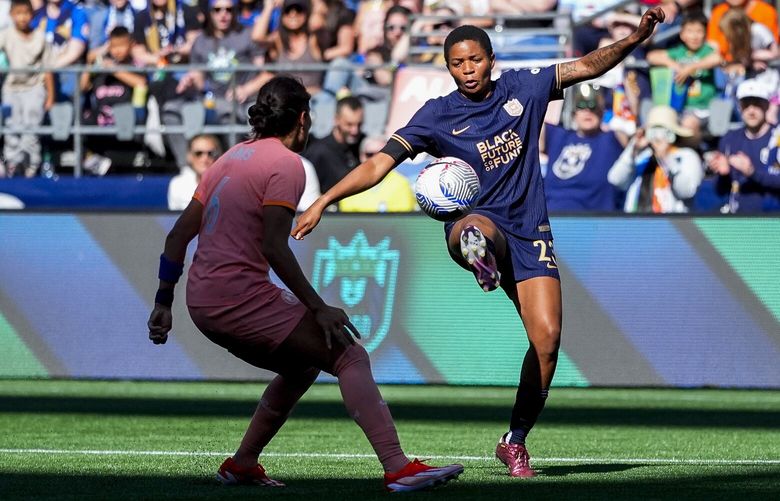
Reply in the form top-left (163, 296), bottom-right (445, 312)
top-left (540, 83), bottom-right (625, 212)
top-left (168, 134), bottom-right (223, 210)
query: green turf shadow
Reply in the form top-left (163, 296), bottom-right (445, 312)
top-left (1, 468), bottom-right (779, 500)
top-left (1, 395), bottom-right (779, 429)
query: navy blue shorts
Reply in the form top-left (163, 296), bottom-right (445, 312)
top-left (444, 222), bottom-right (560, 285)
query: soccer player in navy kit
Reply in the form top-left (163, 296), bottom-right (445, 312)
top-left (294, 7), bottom-right (666, 478)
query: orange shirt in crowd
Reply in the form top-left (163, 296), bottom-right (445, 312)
top-left (707, 0), bottom-right (779, 60)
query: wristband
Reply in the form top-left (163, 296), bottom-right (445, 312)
top-left (155, 288), bottom-right (174, 308)
top-left (158, 254), bottom-right (184, 283)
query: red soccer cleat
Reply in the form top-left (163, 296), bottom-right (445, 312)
top-left (384, 458), bottom-right (464, 492)
top-left (495, 442), bottom-right (537, 478)
top-left (216, 457), bottom-right (285, 487)
top-left (460, 225), bottom-right (500, 292)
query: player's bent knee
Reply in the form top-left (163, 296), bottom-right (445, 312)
top-left (330, 343), bottom-right (370, 376)
top-left (530, 322), bottom-right (561, 360)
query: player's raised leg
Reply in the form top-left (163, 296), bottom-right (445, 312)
top-left (496, 276), bottom-right (562, 477)
top-left (447, 214), bottom-right (507, 292)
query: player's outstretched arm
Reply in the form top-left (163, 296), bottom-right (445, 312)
top-left (292, 151), bottom-right (398, 239)
top-left (557, 6), bottom-right (665, 89)
top-left (148, 200), bottom-right (203, 345)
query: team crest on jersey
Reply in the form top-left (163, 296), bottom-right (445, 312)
top-left (503, 98), bottom-right (524, 117)
top-left (311, 231), bottom-right (399, 353)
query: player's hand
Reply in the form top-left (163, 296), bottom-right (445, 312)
top-left (313, 304), bottom-right (361, 349)
top-left (292, 201), bottom-right (324, 240)
top-left (635, 6), bottom-right (665, 42)
top-left (148, 305), bottom-right (173, 345)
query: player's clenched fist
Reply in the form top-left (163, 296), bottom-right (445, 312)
top-left (636, 6), bottom-right (666, 41)
top-left (148, 305), bottom-right (172, 345)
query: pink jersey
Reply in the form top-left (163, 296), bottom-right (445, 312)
top-left (186, 138), bottom-right (305, 307)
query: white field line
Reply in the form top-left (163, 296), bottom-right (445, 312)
top-left (0, 448), bottom-right (778, 465)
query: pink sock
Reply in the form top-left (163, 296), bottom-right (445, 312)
top-left (235, 368), bottom-right (319, 464)
top-left (333, 344), bottom-right (409, 473)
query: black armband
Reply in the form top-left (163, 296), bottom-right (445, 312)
top-left (380, 136), bottom-right (412, 163)
top-left (155, 288), bottom-right (174, 308)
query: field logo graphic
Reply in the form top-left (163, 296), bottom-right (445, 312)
top-left (312, 231), bottom-right (399, 352)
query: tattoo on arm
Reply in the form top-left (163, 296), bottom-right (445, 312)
top-left (558, 37), bottom-right (637, 88)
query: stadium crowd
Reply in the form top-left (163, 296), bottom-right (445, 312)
top-left (0, 0), bottom-right (778, 213)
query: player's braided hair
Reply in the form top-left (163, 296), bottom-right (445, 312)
top-left (443, 25), bottom-right (494, 62)
top-left (247, 75), bottom-right (310, 140)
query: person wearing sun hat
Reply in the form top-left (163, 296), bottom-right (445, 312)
top-left (609, 104), bottom-right (704, 213)
top-left (705, 79), bottom-right (780, 213)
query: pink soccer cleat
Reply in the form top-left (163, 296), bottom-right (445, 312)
top-left (216, 457), bottom-right (285, 487)
top-left (460, 225), bottom-right (500, 292)
top-left (495, 442), bottom-right (537, 478)
top-left (384, 458), bottom-right (464, 492)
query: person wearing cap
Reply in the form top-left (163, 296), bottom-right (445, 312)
top-left (609, 104), bottom-right (704, 213)
top-left (705, 79), bottom-right (780, 213)
top-left (540, 83), bottom-right (625, 212)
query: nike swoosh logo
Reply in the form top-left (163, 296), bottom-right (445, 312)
top-left (452, 126), bottom-right (470, 135)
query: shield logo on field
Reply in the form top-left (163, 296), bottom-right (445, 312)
top-left (312, 231), bottom-right (400, 352)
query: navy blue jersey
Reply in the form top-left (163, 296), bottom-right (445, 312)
top-left (543, 125), bottom-right (623, 212)
top-left (390, 65), bottom-right (563, 240)
top-left (716, 127), bottom-right (780, 212)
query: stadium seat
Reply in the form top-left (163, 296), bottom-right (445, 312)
top-left (182, 102), bottom-right (206, 139)
top-left (112, 103), bottom-right (136, 141)
top-left (50, 103), bottom-right (73, 141)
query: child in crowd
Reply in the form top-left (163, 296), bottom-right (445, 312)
top-left (0, 0), bottom-right (54, 178)
top-left (647, 12), bottom-right (721, 140)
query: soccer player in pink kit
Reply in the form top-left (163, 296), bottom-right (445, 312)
top-left (146, 76), bottom-right (463, 492)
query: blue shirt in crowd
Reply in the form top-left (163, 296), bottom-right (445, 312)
top-left (716, 126), bottom-right (780, 212)
top-left (543, 124), bottom-right (623, 211)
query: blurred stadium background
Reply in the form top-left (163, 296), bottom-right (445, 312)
top-left (1, 0), bottom-right (779, 498)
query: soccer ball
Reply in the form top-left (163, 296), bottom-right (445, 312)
top-left (414, 157), bottom-right (480, 221)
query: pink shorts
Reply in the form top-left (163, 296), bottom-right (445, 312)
top-left (188, 285), bottom-right (308, 370)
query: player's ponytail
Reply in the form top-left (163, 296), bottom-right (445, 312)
top-left (247, 75), bottom-right (310, 140)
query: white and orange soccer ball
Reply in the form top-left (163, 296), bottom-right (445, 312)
top-left (414, 156), bottom-right (481, 221)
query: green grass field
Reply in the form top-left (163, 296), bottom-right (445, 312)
top-left (1, 380), bottom-right (779, 500)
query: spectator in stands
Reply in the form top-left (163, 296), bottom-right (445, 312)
top-left (707, 0), bottom-right (778, 65)
top-left (381, 5), bottom-right (412, 63)
top-left (706, 79), bottom-right (779, 213)
top-left (541, 83), bottom-right (625, 212)
top-left (609, 105), bottom-right (704, 213)
top-left (132, 0), bottom-right (202, 169)
top-left (87, 0), bottom-right (137, 63)
top-left (310, 0), bottom-right (355, 62)
top-left (717, 6), bottom-right (779, 99)
top-left (647, 12), bottom-right (721, 140)
top-left (178, 0), bottom-right (266, 121)
top-left (32, 0), bottom-right (90, 105)
top-left (339, 135), bottom-right (417, 212)
top-left (303, 96), bottom-right (363, 193)
top-left (168, 133), bottom-right (222, 210)
top-left (80, 26), bottom-right (148, 176)
top-left (259, 0), bottom-right (322, 93)
top-left (0, 0), bottom-right (54, 178)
